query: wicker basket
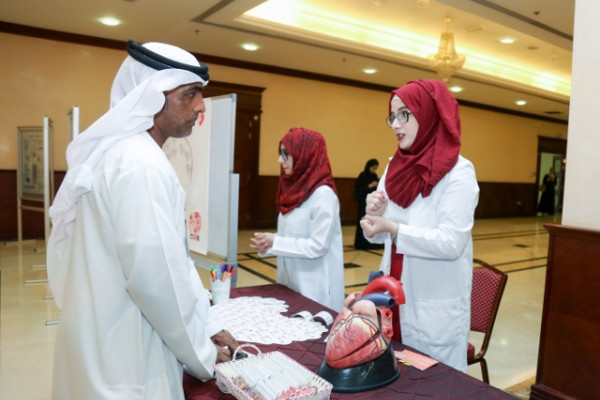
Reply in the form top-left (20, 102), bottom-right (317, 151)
top-left (215, 344), bottom-right (332, 400)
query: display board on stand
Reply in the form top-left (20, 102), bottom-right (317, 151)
top-left (164, 94), bottom-right (239, 270)
top-left (16, 117), bottom-right (54, 243)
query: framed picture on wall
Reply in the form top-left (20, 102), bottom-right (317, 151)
top-left (17, 125), bottom-right (52, 201)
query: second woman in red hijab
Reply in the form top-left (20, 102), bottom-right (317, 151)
top-left (250, 127), bottom-right (345, 312)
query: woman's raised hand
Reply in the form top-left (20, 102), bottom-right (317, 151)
top-left (365, 190), bottom-right (387, 217)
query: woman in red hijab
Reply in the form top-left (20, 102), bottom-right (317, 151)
top-left (360, 80), bottom-right (479, 372)
top-left (250, 127), bottom-right (345, 312)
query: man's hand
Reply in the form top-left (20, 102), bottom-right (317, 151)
top-left (211, 329), bottom-right (239, 364)
top-left (365, 190), bottom-right (388, 217)
top-left (214, 344), bottom-right (231, 363)
top-left (211, 329), bottom-right (239, 348)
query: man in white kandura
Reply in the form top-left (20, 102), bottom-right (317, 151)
top-left (47, 40), bottom-right (238, 400)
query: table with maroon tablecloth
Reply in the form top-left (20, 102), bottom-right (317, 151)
top-left (183, 284), bottom-right (516, 400)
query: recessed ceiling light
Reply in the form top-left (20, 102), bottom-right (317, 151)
top-left (98, 16), bottom-right (121, 26)
top-left (241, 43), bottom-right (260, 51)
top-left (515, 99), bottom-right (527, 106)
top-left (362, 68), bottom-right (377, 74)
top-left (449, 85), bottom-right (463, 93)
top-left (243, 1), bottom-right (571, 98)
top-left (499, 36), bottom-right (516, 44)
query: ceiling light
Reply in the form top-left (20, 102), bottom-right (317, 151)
top-left (499, 36), bottom-right (516, 44)
top-left (449, 85), bottom-right (463, 93)
top-left (428, 17), bottom-right (465, 82)
top-left (241, 43), bottom-right (260, 51)
top-left (362, 68), bottom-right (377, 74)
top-left (98, 16), bottom-right (121, 26)
top-left (515, 99), bottom-right (527, 106)
top-left (242, 1), bottom-right (570, 97)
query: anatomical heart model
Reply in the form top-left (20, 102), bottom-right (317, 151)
top-left (317, 273), bottom-right (405, 393)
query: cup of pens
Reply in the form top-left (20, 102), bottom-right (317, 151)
top-left (210, 264), bottom-right (237, 305)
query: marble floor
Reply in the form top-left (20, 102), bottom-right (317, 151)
top-left (0, 215), bottom-right (560, 399)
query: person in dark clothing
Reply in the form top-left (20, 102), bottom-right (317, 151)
top-left (538, 167), bottom-right (557, 215)
top-left (353, 159), bottom-right (383, 249)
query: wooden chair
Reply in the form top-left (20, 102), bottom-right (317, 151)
top-left (467, 259), bottom-right (508, 384)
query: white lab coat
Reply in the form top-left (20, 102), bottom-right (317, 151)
top-left (368, 155), bottom-right (479, 371)
top-left (51, 133), bottom-right (223, 399)
top-left (266, 185), bottom-right (345, 312)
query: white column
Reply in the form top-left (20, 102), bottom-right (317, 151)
top-left (562, 0), bottom-right (600, 229)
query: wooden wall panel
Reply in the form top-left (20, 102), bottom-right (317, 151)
top-left (253, 176), bottom-right (358, 229)
top-left (1, 170), bottom-right (540, 241)
top-left (476, 181), bottom-right (538, 217)
top-left (253, 178), bottom-right (539, 228)
top-left (0, 170), bottom-right (18, 241)
top-left (0, 170), bottom-right (64, 241)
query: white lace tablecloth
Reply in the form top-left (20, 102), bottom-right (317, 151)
top-left (211, 296), bottom-right (329, 344)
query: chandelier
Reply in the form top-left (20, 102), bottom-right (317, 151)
top-left (428, 17), bottom-right (465, 82)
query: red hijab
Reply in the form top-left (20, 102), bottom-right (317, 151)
top-left (385, 80), bottom-right (461, 208)
top-left (277, 127), bottom-right (337, 214)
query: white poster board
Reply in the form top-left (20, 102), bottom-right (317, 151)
top-left (164, 94), bottom-right (237, 261)
top-left (68, 106), bottom-right (80, 141)
top-left (43, 117), bottom-right (53, 244)
top-left (164, 104), bottom-right (211, 254)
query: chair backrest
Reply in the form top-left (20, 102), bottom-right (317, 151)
top-left (471, 259), bottom-right (508, 334)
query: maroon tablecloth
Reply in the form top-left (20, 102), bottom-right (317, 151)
top-left (183, 284), bottom-right (516, 400)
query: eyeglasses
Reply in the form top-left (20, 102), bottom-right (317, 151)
top-left (385, 110), bottom-right (412, 127)
top-left (278, 148), bottom-right (290, 161)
